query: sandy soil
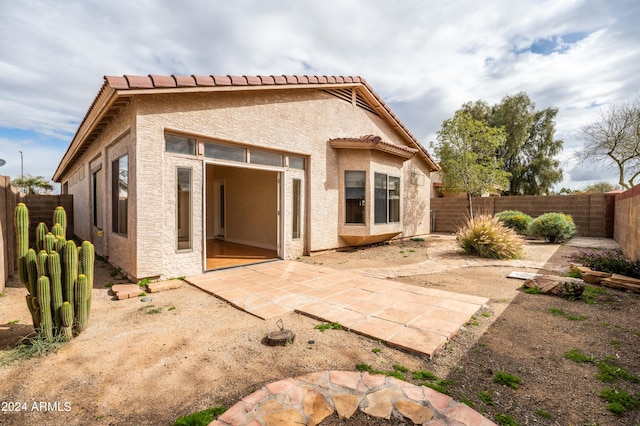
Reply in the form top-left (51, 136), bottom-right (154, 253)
top-left (1, 235), bottom-right (639, 425)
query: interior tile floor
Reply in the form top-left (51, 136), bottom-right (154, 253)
top-left (186, 261), bottom-right (488, 358)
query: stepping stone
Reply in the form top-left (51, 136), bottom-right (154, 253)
top-left (111, 284), bottom-right (142, 300)
top-left (147, 279), bottom-right (183, 293)
top-left (507, 271), bottom-right (542, 280)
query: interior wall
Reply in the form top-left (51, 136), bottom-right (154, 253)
top-left (207, 164), bottom-right (278, 250)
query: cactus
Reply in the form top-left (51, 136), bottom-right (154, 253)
top-left (51, 223), bottom-right (64, 238)
top-left (37, 250), bottom-right (48, 278)
top-left (25, 295), bottom-right (39, 330)
top-left (63, 240), bottom-right (78, 321)
top-left (13, 204), bottom-right (96, 341)
top-left (53, 206), bottom-right (67, 240)
top-left (76, 274), bottom-right (90, 334)
top-left (80, 241), bottom-right (95, 289)
top-left (36, 222), bottom-right (48, 253)
top-left (80, 241), bottom-right (95, 314)
top-left (48, 252), bottom-right (63, 330)
top-left (55, 235), bottom-right (66, 253)
top-left (37, 276), bottom-right (53, 342)
top-left (26, 249), bottom-right (38, 296)
top-left (60, 302), bottom-right (73, 341)
top-left (14, 203), bottom-right (29, 287)
top-left (44, 232), bottom-right (56, 254)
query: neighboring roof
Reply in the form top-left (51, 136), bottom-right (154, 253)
top-left (329, 135), bottom-right (418, 160)
top-left (54, 74), bottom-right (438, 181)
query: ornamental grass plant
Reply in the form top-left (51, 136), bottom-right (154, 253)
top-left (457, 214), bottom-right (524, 259)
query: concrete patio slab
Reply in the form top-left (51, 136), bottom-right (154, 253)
top-left (186, 261), bottom-right (489, 358)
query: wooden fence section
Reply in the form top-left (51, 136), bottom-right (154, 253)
top-left (614, 185), bottom-right (640, 262)
top-left (430, 193), bottom-right (614, 237)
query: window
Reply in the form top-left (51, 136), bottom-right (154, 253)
top-left (292, 179), bottom-right (301, 239)
top-left (374, 174), bottom-right (387, 224)
top-left (177, 168), bottom-right (192, 250)
top-left (289, 155), bottom-right (305, 170)
top-left (93, 167), bottom-right (103, 229)
top-left (345, 171), bottom-right (365, 224)
top-left (166, 134), bottom-right (196, 155)
top-left (251, 149), bottom-right (283, 167)
top-left (388, 176), bottom-right (400, 222)
top-left (111, 154), bottom-right (128, 235)
top-left (204, 142), bottom-right (246, 162)
top-left (374, 173), bottom-right (400, 224)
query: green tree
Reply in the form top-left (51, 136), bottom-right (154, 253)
top-left (462, 93), bottom-right (563, 195)
top-left (579, 96), bottom-right (640, 189)
top-left (13, 174), bottom-right (54, 195)
top-left (432, 111), bottom-right (510, 218)
top-left (582, 181), bottom-right (619, 193)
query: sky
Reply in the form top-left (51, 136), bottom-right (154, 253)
top-left (1, 0), bottom-right (639, 192)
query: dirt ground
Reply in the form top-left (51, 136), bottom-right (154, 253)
top-left (1, 235), bottom-right (639, 425)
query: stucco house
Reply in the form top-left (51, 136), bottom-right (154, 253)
top-left (53, 74), bottom-right (438, 280)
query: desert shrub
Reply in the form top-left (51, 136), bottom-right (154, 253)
top-left (456, 215), bottom-right (524, 259)
top-left (528, 212), bottom-right (577, 243)
top-left (570, 249), bottom-right (640, 279)
top-left (495, 210), bottom-right (533, 234)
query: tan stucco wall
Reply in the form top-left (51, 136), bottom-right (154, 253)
top-left (132, 88), bottom-right (432, 277)
top-left (160, 155), bottom-right (203, 278)
top-left (62, 87), bottom-right (432, 278)
top-left (60, 102), bottom-right (137, 278)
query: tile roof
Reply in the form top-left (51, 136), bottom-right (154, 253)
top-left (329, 135), bottom-right (419, 159)
top-left (54, 74), bottom-right (438, 180)
top-left (104, 74), bottom-right (364, 90)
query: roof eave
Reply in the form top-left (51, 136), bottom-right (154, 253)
top-left (53, 83), bottom-right (119, 181)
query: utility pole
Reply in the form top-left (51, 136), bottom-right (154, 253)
top-left (19, 150), bottom-right (23, 178)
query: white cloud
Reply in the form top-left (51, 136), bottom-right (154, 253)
top-left (0, 0), bottom-right (638, 189)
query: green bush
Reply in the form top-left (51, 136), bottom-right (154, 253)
top-left (528, 212), bottom-right (577, 243)
top-left (456, 215), bottom-right (524, 259)
top-left (495, 210), bottom-right (533, 234)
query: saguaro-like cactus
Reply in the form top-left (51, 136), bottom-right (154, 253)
top-left (60, 302), bottom-right (73, 341)
top-left (53, 206), bottom-right (67, 240)
top-left (36, 222), bottom-right (48, 253)
top-left (63, 240), bottom-right (78, 321)
top-left (76, 274), bottom-right (90, 334)
top-left (48, 252), bottom-right (63, 329)
top-left (37, 276), bottom-right (53, 342)
top-left (14, 203), bottom-right (29, 286)
top-left (14, 204), bottom-right (96, 341)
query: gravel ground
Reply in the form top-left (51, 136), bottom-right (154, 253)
top-left (1, 235), bottom-right (638, 425)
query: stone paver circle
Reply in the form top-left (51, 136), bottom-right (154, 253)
top-left (211, 370), bottom-right (496, 425)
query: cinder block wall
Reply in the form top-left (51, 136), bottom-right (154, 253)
top-left (23, 195), bottom-right (74, 243)
top-left (0, 176), bottom-right (20, 290)
top-left (430, 194), bottom-right (608, 237)
top-left (614, 185), bottom-right (640, 261)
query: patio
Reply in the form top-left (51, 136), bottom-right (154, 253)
top-left (186, 260), bottom-right (488, 358)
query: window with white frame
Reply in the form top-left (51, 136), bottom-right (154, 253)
top-left (111, 154), bottom-right (128, 235)
top-left (374, 173), bottom-right (400, 224)
top-left (345, 171), bottom-right (366, 224)
top-left (176, 167), bottom-right (192, 250)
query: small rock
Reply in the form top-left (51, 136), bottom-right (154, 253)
top-left (308, 340), bottom-right (315, 344)
top-left (141, 297), bottom-right (153, 302)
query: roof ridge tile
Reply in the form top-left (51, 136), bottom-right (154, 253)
top-left (124, 75), bottom-right (153, 89)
